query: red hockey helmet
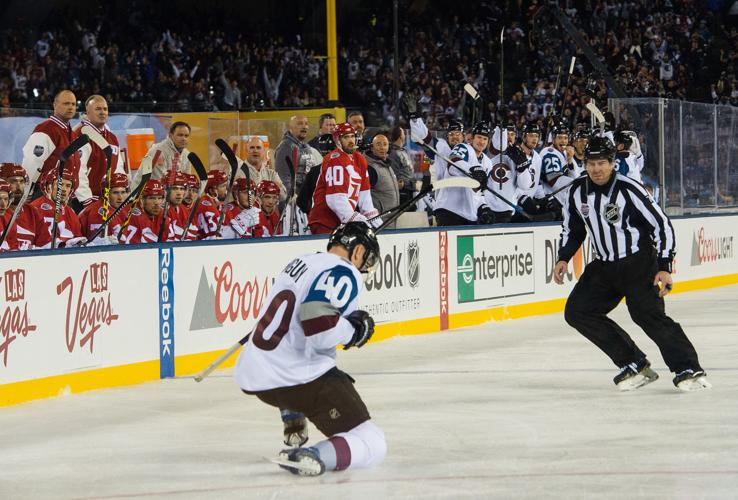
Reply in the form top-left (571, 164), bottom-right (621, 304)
top-left (0, 178), bottom-right (11, 194)
top-left (101, 172), bottom-right (129, 191)
top-left (232, 177), bottom-right (256, 196)
top-left (186, 173), bottom-right (199, 190)
top-left (42, 167), bottom-right (78, 191)
top-left (332, 122), bottom-right (356, 144)
top-left (0, 163), bottom-right (27, 182)
top-left (162, 170), bottom-right (189, 187)
top-left (206, 169), bottom-right (229, 191)
top-left (142, 179), bottom-right (165, 197)
top-left (257, 180), bottom-right (280, 197)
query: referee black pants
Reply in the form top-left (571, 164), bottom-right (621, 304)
top-left (564, 250), bottom-right (702, 373)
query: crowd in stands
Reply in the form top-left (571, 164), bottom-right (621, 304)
top-left (1, 1), bottom-right (736, 119)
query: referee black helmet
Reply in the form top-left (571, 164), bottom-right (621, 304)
top-left (584, 136), bottom-right (616, 162)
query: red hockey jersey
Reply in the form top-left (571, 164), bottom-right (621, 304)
top-left (307, 148), bottom-right (376, 233)
top-left (78, 199), bottom-right (129, 240)
top-left (30, 196), bottom-right (83, 246)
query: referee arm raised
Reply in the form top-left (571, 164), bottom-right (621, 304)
top-left (552, 136), bottom-right (710, 392)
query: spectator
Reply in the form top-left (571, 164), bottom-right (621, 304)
top-left (308, 113), bottom-right (337, 151)
top-left (21, 90), bottom-right (81, 194)
top-left (234, 137), bottom-right (287, 202)
top-left (73, 95), bottom-right (125, 210)
top-left (388, 126), bottom-right (415, 206)
top-left (365, 133), bottom-right (400, 229)
top-left (132, 121), bottom-right (192, 190)
top-left (347, 111), bottom-right (366, 147)
top-left (273, 115), bottom-right (310, 200)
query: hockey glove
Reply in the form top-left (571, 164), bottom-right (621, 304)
top-left (520, 196), bottom-right (543, 214)
top-left (506, 145), bottom-right (531, 173)
top-left (230, 207), bottom-right (261, 236)
top-left (468, 166), bottom-right (489, 189)
top-left (343, 310), bottom-right (375, 349)
top-left (477, 205), bottom-right (495, 225)
top-left (400, 90), bottom-right (420, 120)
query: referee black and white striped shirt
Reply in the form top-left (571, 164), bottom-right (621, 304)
top-left (558, 173), bottom-right (676, 272)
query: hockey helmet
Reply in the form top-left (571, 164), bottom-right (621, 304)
top-left (522, 122), bottom-right (541, 136)
top-left (232, 177), bottom-right (256, 197)
top-left (332, 122), bottom-right (356, 144)
top-left (101, 172), bottom-right (129, 191)
top-left (471, 121), bottom-right (491, 137)
top-left (257, 180), bottom-right (280, 197)
top-left (142, 179), bottom-right (165, 197)
top-left (447, 119), bottom-right (465, 133)
top-left (185, 173), bottom-right (200, 190)
top-left (584, 136), bottom-right (616, 162)
top-left (42, 167), bottom-right (78, 191)
top-left (206, 169), bottom-right (229, 191)
top-left (0, 178), bottom-right (11, 194)
top-left (0, 163), bottom-right (27, 181)
top-left (550, 121), bottom-right (570, 137)
top-left (614, 130), bottom-right (633, 149)
top-left (327, 222), bottom-right (381, 273)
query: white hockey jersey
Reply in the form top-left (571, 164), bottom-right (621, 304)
top-left (515, 148), bottom-right (542, 201)
top-left (539, 145), bottom-right (578, 205)
top-left (435, 142), bottom-right (488, 221)
top-left (235, 252), bottom-right (361, 392)
top-left (615, 151), bottom-right (642, 184)
top-left (484, 152), bottom-right (534, 213)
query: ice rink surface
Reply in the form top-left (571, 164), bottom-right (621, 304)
top-left (3, 285), bottom-right (738, 500)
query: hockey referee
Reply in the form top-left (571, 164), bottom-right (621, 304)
top-left (553, 136), bottom-right (711, 392)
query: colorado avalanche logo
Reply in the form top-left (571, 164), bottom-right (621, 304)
top-left (490, 162), bottom-right (510, 185)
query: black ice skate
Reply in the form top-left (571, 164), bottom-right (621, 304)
top-left (613, 359), bottom-right (659, 391)
top-left (673, 369), bottom-right (712, 392)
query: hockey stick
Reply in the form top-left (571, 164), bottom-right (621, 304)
top-left (463, 83), bottom-right (479, 101)
top-left (556, 56), bottom-right (576, 119)
top-left (0, 163), bottom-right (45, 248)
top-left (51, 134), bottom-right (90, 248)
top-left (115, 150), bottom-right (160, 242)
top-left (499, 26), bottom-right (504, 129)
top-left (178, 152), bottom-right (208, 241)
top-left (214, 138), bottom-right (241, 236)
top-left (411, 133), bottom-right (534, 219)
top-left (370, 177), bottom-right (479, 222)
top-left (287, 149), bottom-right (299, 236)
top-left (81, 125), bottom-right (114, 236)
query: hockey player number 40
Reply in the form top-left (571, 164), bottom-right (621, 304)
top-left (252, 290), bottom-right (297, 351)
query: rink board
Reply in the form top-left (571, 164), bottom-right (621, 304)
top-left (1, 215), bottom-right (736, 406)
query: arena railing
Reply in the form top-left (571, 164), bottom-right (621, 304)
top-left (609, 98), bottom-right (738, 216)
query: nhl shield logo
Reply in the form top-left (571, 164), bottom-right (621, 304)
top-left (406, 240), bottom-right (420, 288)
top-left (604, 202), bottom-right (621, 224)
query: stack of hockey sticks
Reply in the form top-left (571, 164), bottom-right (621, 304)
top-left (191, 175), bottom-right (480, 382)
